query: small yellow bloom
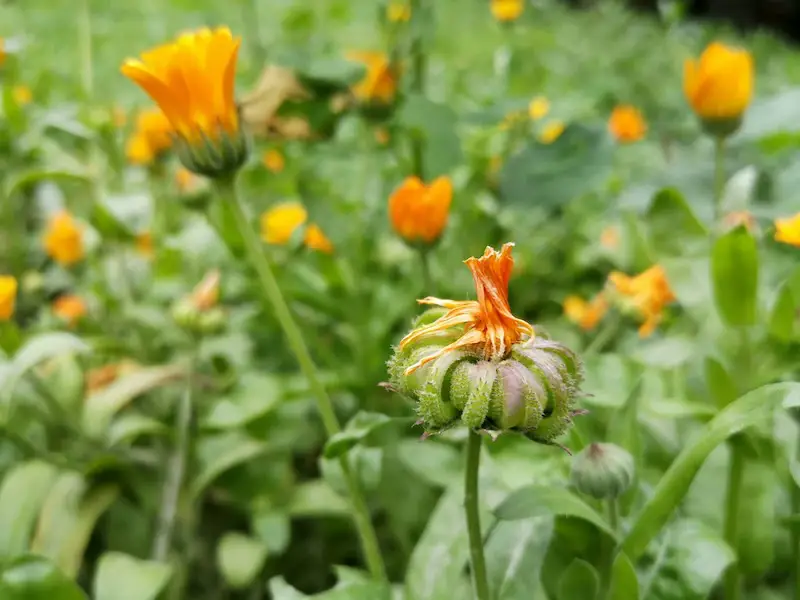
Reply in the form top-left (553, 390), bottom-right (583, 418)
top-left (389, 176), bottom-right (453, 245)
top-left (125, 108), bottom-right (173, 165)
top-left (600, 226), bottom-right (621, 250)
top-left (0, 276), bottom-right (17, 321)
top-left (43, 211), bottom-right (84, 266)
top-left (684, 42), bottom-right (754, 121)
top-left (499, 111), bottom-right (525, 131)
top-left (491, 0), bottom-right (524, 22)
top-left (539, 120), bottom-right (565, 144)
top-left (52, 295), bottom-right (87, 327)
top-left (775, 212), bottom-right (800, 247)
top-left (260, 202), bottom-right (334, 253)
top-left (563, 294), bottom-right (608, 331)
top-left (387, 2), bottom-right (411, 22)
top-left (347, 51), bottom-right (398, 104)
top-left (374, 127), bottom-right (390, 145)
top-left (608, 265), bottom-right (675, 337)
top-left (190, 270), bottom-right (220, 311)
top-left (13, 85), bottom-right (31, 106)
top-left (262, 149), bottom-right (285, 173)
top-left (528, 96), bottom-right (549, 120)
top-left (136, 231), bottom-right (154, 258)
top-left (608, 104), bottom-right (647, 143)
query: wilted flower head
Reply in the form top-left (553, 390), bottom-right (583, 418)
top-left (125, 108), bottom-right (173, 165)
top-left (136, 231), bottom-right (154, 258)
top-left (608, 105), bottom-right (647, 143)
top-left (775, 212), bottom-right (800, 247)
top-left (43, 211), bottom-right (84, 266)
top-left (608, 265), bottom-right (675, 337)
top-left (52, 294), bottom-right (87, 327)
top-left (0, 276), bottom-right (17, 321)
top-left (563, 294), bottom-right (608, 331)
top-left (724, 211), bottom-right (757, 233)
top-left (347, 51), bottom-right (398, 104)
top-left (491, 0), bottom-right (524, 22)
top-left (260, 202), bottom-right (333, 253)
top-left (389, 176), bottom-right (453, 246)
top-left (86, 360), bottom-right (141, 394)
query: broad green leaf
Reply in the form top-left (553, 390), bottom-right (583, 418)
top-left (396, 94), bottom-right (462, 178)
top-left (216, 532), bottom-right (268, 590)
top-left (269, 574), bottom-right (391, 600)
top-left (557, 558), bottom-right (599, 600)
top-left (324, 412), bottom-right (395, 458)
top-left (609, 552), bottom-right (639, 600)
top-left (494, 485), bottom-right (616, 539)
top-left (191, 433), bottom-right (271, 498)
top-left (3, 333), bottom-right (89, 401)
top-left (93, 552), bottom-right (172, 600)
top-left (768, 282), bottom-right (796, 341)
top-left (287, 480), bottom-right (349, 518)
top-left (269, 577), bottom-right (309, 599)
top-left (201, 373), bottom-right (282, 430)
top-left (0, 554), bottom-right (87, 600)
top-left (663, 519), bottom-right (735, 598)
top-left (486, 517), bottom-right (554, 600)
top-left (645, 188), bottom-right (707, 257)
top-left (629, 336), bottom-right (694, 369)
top-left (251, 509), bottom-right (291, 554)
top-left (398, 439), bottom-right (461, 488)
top-left (736, 456), bottom-right (776, 579)
top-left (0, 460), bottom-right (60, 559)
top-left (4, 170), bottom-right (91, 199)
top-left (704, 357), bottom-right (738, 409)
top-left (622, 382), bottom-right (800, 560)
top-left (738, 88), bottom-right (800, 141)
top-left (711, 227), bottom-right (758, 327)
top-left (106, 413), bottom-right (167, 446)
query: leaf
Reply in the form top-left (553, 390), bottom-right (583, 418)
top-left (396, 94), bottom-right (462, 178)
top-left (251, 509), bottom-right (291, 554)
top-left (269, 577), bottom-right (309, 600)
top-left (201, 373), bottom-right (282, 430)
top-left (286, 480), bottom-right (349, 518)
top-left (629, 336), bottom-right (695, 370)
top-left (768, 282), bottom-right (796, 342)
top-left (621, 382), bottom-right (800, 561)
top-left (557, 558), bottom-right (599, 600)
top-left (495, 485), bottom-right (616, 539)
top-left (737, 88), bottom-right (800, 141)
top-left (609, 552), bottom-right (639, 600)
top-left (0, 461), bottom-right (60, 560)
top-left (735, 456), bottom-right (776, 579)
top-left (665, 519), bottom-right (735, 598)
top-left (4, 169), bottom-right (91, 199)
top-left (704, 358), bottom-right (738, 409)
top-left (0, 554), bottom-right (88, 600)
top-left (106, 413), bottom-right (167, 446)
top-left (486, 517), bottom-right (554, 600)
top-left (216, 532), bottom-right (268, 590)
top-left (2, 333), bottom-right (89, 400)
top-left (398, 439), bottom-right (461, 488)
top-left (645, 188), bottom-right (707, 257)
top-left (711, 227), bottom-right (759, 327)
top-left (93, 552), bottom-right (172, 600)
top-left (324, 412), bottom-right (394, 459)
top-left (191, 433), bottom-right (271, 498)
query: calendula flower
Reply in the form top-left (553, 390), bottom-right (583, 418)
top-left (136, 231), bottom-right (154, 258)
top-left (563, 294), bottom-right (608, 331)
top-left (262, 149), bottom-right (285, 173)
top-left (528, 96), bottom-right (550, 120)
top-left (491, 0), bottom-right (524, 22)
top-left (125, 108), bottom-right (173, 165)
top-left (389, 176), bottom-right (453, 245)
top-left (608, 265), bottom-right (675, 337)
top-left (43, 211), bottom-right (84, 266)
top-left (347, 51), bottom-right (398, 104)
top-left (387, 2), bottom-right (411, 22)
top-left (52, 295), bottom-right (87, 327)
top-left (684, 42), bottom-right (754, 136)
top-left (260, 202), bottom-right (334, 253)
top-left (121, 27), bottom-right (248, 177)
top-left (0, 276), bottom-right (17, 320)
top-left (608, 105), bottom-right (647, 143)
top-left (775, 212), bottom-right (800, 247)
top-left (13, 85), bottom-right (31, 106)
top-left (600, 226), bottom-right (621, 250)
top-left (539, 120), bottom-right (565, 144)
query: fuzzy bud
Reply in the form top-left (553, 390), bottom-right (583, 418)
top-left (570, 443), bottom-right (634, 499)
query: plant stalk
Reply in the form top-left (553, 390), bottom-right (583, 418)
top-left (723, 442), bottom-right (744, 600)
top-left (792, 435), bottom-right (800, 600)
top-left (465, 430), bottom-right (490, 600)
top-left (419, 248), bottom-right (432, 293)
top-left (713, 136), bottom-right (726, 224)
top-left (409, 0), bottom-right (426, 178)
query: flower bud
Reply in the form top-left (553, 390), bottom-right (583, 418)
top-left (171, 298), bottom-right (199, 331)
top-left (570, 442), bottom-right (634, 499)
top-left (174, 125), bottom-right (249, 179)
top-left (197, 307), bottom-right (227, 334)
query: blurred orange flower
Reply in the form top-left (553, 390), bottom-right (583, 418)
top-left (684, 42), bottom-right (753, 120)
top-left (563, 294), bottom-right (608, 331)
top-left (125, 108), bottom-right (173, 165)
top-left (262, 149), bottom-right (285, 173)
top-left (608, 265), bottom-right (675, 337)
top-left (347, 51), bottom-right (398, 104)
top-left (53, 295), bottom-right (87, 327)
top-left (190, 270), bottom-right (220, 311)
top-left (0, 276), bottom-right (17, 320)
top-left (491, 0), bottom-right (524, 22)
top-left (86, 360), bottom-right (141, 393)
top-left (608, 105), bottom-right (647, 143)
top-left (43, 211), bottom-right (84, 266)
top-left (260, 202), bottom-right (334, 253)
top-left (600, 226), bottom-right (621, 250)
top-left (136, 231), bottom-right (154, 258)
top-left (775, 212), bottom-right (800, 247)
top-left (389, 176), bottom-right (453, 245)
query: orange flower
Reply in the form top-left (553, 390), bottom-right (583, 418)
top-left (52, 295), bottom-right (87, 327)
top-left (684, 42), bottom-right (754, 120)
top-left (600, 226), bottom-right (621, 250)
top-left (43, 211), bottom-right (84, 266)
top-left (389, 176), bottom-right (453, 245)
top-left (125, 108), bottom-right (173, 165)
top-left (563, 294), bottom-right (608, 331)
top-left (305, 224), bottom-right (334, 254)
top-left (0, 276), bottom-right (17, 320)
top-left (259, 202), bottom-right (334, 253)
top-left (775, 212), bottom-right (800, 247)
top-left (608, 265), bottom-right (675, 337)
top-left (347, 51), bottom-right (398, 104)
top-left (399, 243), bottom-right (534, 373)
top-left (262, 149), bottom-right (285, 173)
top-left (608, 105), bottom-right (647, 143)
top-left (136, 231), bottom-right (154, 258)
top-left (491, 0), bottom-right (524, 22)
top-left (190, 270), bottom-right (220, 311)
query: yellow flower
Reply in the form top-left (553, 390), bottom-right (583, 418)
top-left (43, 211), bottom-right (84, 266)
top-left (52, 295), bottom-right (87, 327)
top-left (347, 51), bottom-right (398, 104)
top-left (387, 2), bottom-right (411, 22)
top-left (399, 243), bottom-right (534, 373)
top-left (190, 270), bottom-right (220, 311)
top-left (125, 108), bottom-right (173, 165)
top-left (389, 176), bottom-right (453, 245)
top-left (539, 120), bottom-right (565, 144)
top-left (260, 202), bottom-right (334, 253)
top-left (262, 149), bottom-right (285, 173)
top-left (0, 276), bottom-right (17, 321)
top-left (775, 212), bottom-right (800, 247)
top-left (563, 294), bottom-right (608, 331)
top-left (491, 0), bottom-right (524, 22)
top-left (684, 42), bottom-right (754, 121)
top-left (600, 226), bottom-right (621, 250)
top-left (608, 265), bottom-right (675, 337)
top-left (136, 231), bottom-right (154, 258)
top-left (13, 85), bottom-right (31, 106)
top-left (608, 104), bottom-right (647, 143)
top-left (528, 96), bottom-right (549, 120)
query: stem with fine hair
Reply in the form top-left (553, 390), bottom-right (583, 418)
top-left (465, 430), bottom-right (490, 600)
top-left (792, 434), bottom-right (800, 600)
top-left (419, 248), bottom-right (432, 293)
top-left (213, 176), bottom-right (386, 582)
top-left (723, 441), bottom-right (744, 600)
top-left (713, 136), bottom-right (726, 224)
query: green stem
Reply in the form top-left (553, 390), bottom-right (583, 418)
top-left (78, 0), bottom-right (93, 101)
top-left (409, 0), bottom-right (426, 178)
top-left (713, 136), bottom-right (726, 224)
top-left (419, 249), bottom-right (432, 293)
top-left (792, 436), bottom-right (800, 600)
top-left (723, 442), bottom-right (744, 600)
top-left (608, 498), bottom-right (620, 534)
top-left (584, 313), bottom-right (619, 356)
top-left (213, 176), bottom-right (387, 582)
top-left (465, 430), bottom-right (490, 600)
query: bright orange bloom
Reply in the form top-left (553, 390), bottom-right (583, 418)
top-left (43, 211), bottom-right (84, 266)
top-left (374, 127), bottom-right (390, 145)
top-left (389, 176), bottom-right (453, 244)
top-left (125, 108), bottom-right (173, 165)
top-left (491, 0), bottom-right (524, 22)
top-left (260, 202), bottom-right (333, 253)
top-left (608, 105), bottom-right (647, 143)
top-left (563, 294), bottom-right (608, 331)
top-left (121, 27), bottom-right (241, 143)
top-left (305, 224), bottom-right (334, 254)
top-left (608, 265), bottom-right (675, 337)
top-left (0, 276), bottom-right (17, 320)
top-left (136, 231), bottom-right (154, 258)
top-left (347, 51), bottom-right (398, 104)
top-left (399, 243), bottom-right (534, 373)
top-left (262, 149), bottom-right (285, 173)
top-left (775, 212), bottom-right (800, 247)
top-left (52, 295), bottom-right (87, 327)
top-left (684, 42), bottom-right (754, 120)
top-left (190, 270), bottom-right (220, 311)
top-left (600, 226), bottom-right (621, 250)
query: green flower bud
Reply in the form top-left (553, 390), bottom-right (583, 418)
top-left (171, 298), bottom-right (199, 331)
top-left (174, 122), bottom-right (249, 179)
top-left (570, 442), bottom-right (635, 499)
top-left (197, 307), bottom-right (227, 334)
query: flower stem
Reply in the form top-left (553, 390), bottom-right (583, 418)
top-left (723, 441), bottom-right (744, 600)
top-left (213, 176), bottom-right (387, 582)
top-left (419, 248), bottom-right (433, 293)
top-left (713, 136), bottom-right (726, 224)
top-left (792, 435), bottom-right (800, 600)
top-left (78, 0), bottom-right (94, 101)
top-left (465, 430), bottom-right (490, 600)
top-left (409, 0), bottom-right (426, 178)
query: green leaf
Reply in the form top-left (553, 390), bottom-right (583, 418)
top-left (644, 188), bottom-right (707, 257)
top-left (93, 552), bottom-right (172, 600)
top-left (0, 461), bottom-right (60, 560)
top-left (251, 509), bottom-right (291, 555)
top-left (201, 373), bottom-right (282, 430)
top-left (768, 282), bottom-right (796, 341)
top-left (665, 519), bottom-right (735, 598)
top-left (396, 94), bottom-right (462, 178)
top-left (324, 412), bottom-right (395, 458)
top-left (191, 433), bottom-right (271, 499)
top-left (216, 532), bottom-right (268, 590)
top-left (557, 558), bottom-right (599, 600)
top-left (4, 170), bottom-right (91, 199)
top-left (735, 456), bottom-right (776, 579)
top-left (494, 485), bottom-right (616, 539)
top-left (609, 552), bottom-right (638, 600)
top-left (397, 439), bottom-right (461, 488)
top-left (704, 358), bottom-right (738, 409)
top-left (622, 382), bottom-right (800, 561)
top-left (738, 88), bottom-right (800, 141)
top-left (0, 555), bottom-right (87, 600)
top-left (629, 336), bottom-right (695, 370)
top-left (268, 577), bottom-right (309, 599)
top-left (286, 480), bottom-right (349, 518)
top-left (711, 227), bottom-right (759, 327)
top-left (106, 413), bottom-right (167, 446)
top-left (486, 517), bottom-right (554, 600)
